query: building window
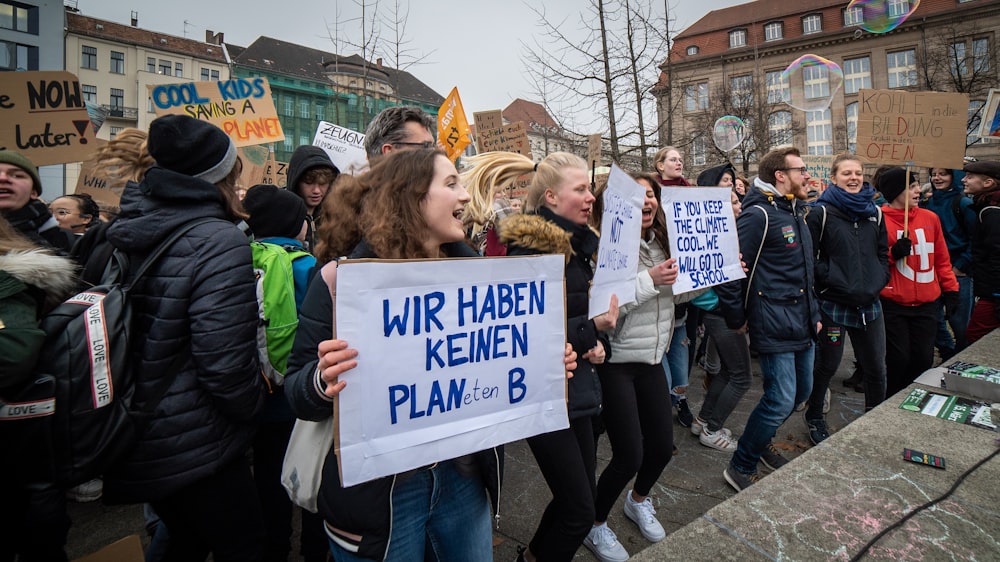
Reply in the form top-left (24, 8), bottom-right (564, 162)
top-left (146, 56), bottom-right (156, 73)
top-left (284, 98), bottom-right (294, 117)
top-left (887, 0), bottom-right (910, 17)
top-left (0, 2), bottom-right (34, 33)
top-left (158, 59), bottom-right (171, 75)
top-left (769, 111), bottom-right (792, 147)
top-left (200, 67), bottom-right (210, 81)
top-left (110, 51), bottom-right (124, 74)
top-left (81, 45), bottom-right (97, 70)
top-left (843, 56), bottom-right (871, 95)
top-left (110, 126), bottom-right (122, 139)
top-left (846, 102), bottom-right (859, 153)
top-left (210, 69), bottom-right (220, 81)
top-left (730, 75), bottom-right (753, 106)
top-left (802, 14), bottom-right (822, 35)
top-left (81, 84), bottom-right (97, 104)
top-left (685, 82), bottom-right (708, 111)
top-left (729, 29), bottom-right (747, 49)
top-left (686, 45), bottom-right (699, 56)
top-left (766, 70), bottom-right (788, 104)
top-left (950, 42), bottom-right (968, 76)
top-left (0, 40), bottom-right (34, 70)
top-left (887, 49), bottom-right (917, 88)
top-left (316, 104), bottom-right (325, 121)
top-left (109, 88), bottom-right (124, 116)
top-left (806, 109), bottom-right (833, 155)
top-left (299, 134), bottom-right (310, 147)
top-left (300, 100), bottom-right (310, 118)
top-left (973, 38), bottom-right (990, 73)
top-left (764, 22), bottom-right (783, 42)
top-left (692, 137), bottom-right (706, 166)
top-left (148, 96), bottom-right (155, 113)
top-left (283, 137), bottom-right (293, 152)
top-left (843, 6), bottom-right (863, 27)
top-left (968, 100), bottom-right (985, 145)
top-left (171, 62), bottom-right (181, 77)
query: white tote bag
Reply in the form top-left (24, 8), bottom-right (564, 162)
top-left (281, 261), bottom-right (338, 513)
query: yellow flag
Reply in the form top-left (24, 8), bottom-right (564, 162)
top-left (438, 87), bottom-right (472, 161)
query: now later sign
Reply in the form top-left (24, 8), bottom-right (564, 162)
top-left (334, 255), bottom-right (568, 487)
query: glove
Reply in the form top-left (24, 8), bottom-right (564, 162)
top-left (943, 291), bottom-right (960, 318)
top-left (890, 237), bottom-right (912, 261)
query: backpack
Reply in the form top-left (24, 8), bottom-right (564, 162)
top-left (0, 218), bottom-right (217, 486)
top-left (251, 240), bottom-right (310, 386)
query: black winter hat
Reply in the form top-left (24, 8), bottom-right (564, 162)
top-left (147, 115), bottom-right (237, 184)
top-left (876, 167), bottom-right (909, 203)
top-left (964, 160), bottom-right (1000, 183)
top-left (286, 145), bottom-right (340, 198)
top-left (243, 184), bottom-right (308, 240)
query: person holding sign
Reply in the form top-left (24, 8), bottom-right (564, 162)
top-left (492, 151), bottom-right (619, 562)
top-left (283, 148), bottom-right (498, 561)
top-left (802, 154), bottom-right (890, 445)
top-left (876, 167), bottom-right (958, 397)
top-left (715, 147), bottom-right (821, 492)
top-left (588, 172), bottom-right (690, 560)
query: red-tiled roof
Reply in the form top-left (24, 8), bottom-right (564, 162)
top-left (503, 98), bottom-right (560, 129)
top-left (66, 12), bottom-right (227, 62)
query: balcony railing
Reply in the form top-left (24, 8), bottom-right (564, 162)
top-left (101, 105), bottom-right (138, 120)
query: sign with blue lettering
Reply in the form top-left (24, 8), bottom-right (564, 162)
top-left (661, 187), bottom-right (744, 294)
top-left (589, 164), bottom-right (644, 318)
top-left (334, 255), bottom-right (568, 486)
top-left (312, 121), bottom-right (368, 176)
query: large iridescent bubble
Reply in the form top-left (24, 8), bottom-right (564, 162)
top-left (780, 54), bottom-right (844, 112)
top-left (712, 116), bottom-right (746, 152)
top-left (847, 0), bottom-right (921, 34)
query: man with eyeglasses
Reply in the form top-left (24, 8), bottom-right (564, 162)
top-left (0, 150), bottom-right (75, 254)
top-left (363, 106), bottom-right (437, 164)
top-left (716, 147), bottom-right (821, 491)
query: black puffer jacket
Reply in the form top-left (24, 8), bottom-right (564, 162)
top-left (500, 206), bottom-right (608, 419)
top-left (807, 202), bottom-right (889, 307)
top-left (716, 184), bottom-right (819, 353)
top-left (284, 239), bottom-right (502, 561)
top-left (103, 167), bottom-right (265, 503)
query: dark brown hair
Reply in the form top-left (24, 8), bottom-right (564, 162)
top-left (758, 147), bottom-right (801, 185)
top-left (631, 172), bottom-right (671, 257)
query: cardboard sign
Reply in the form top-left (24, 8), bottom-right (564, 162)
top-left (238, 145), bottom-right (271, 187)
top-left (473, 110), bottom-right (503, 152)
top-left (802, 154), bottom-right (833, 192)
top-left (148, 78), bottom-right (284, 147)
top-left (74, 159), bottom-right (125, 206)
top-left (508, 173), bottom-right (532, 200)
top-left (312, 121), bottom-right (368, 176)
top-left (263, 158), bottom-right (287, 187)
top-left (587, 134), bottom-right (602, 167)
top-left (479, 121), bottom-right (531, 157)
top-left (661, 187), bottom-right (745, 295)
top-left (977, 88), bottom-right (1000, 142)
top-left (335, 256), bottom-right (568, 486)
top-left (590, 164), bottom-right (644, 318)
top-left (855, 89), bottom-right (969, 169)
top-left (0, 71), bottom-right (99, 166)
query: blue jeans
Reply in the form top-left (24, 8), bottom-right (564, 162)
top-left (730, 346), bottom-right (814, 474)
top-left (662, 322), bottom-right (689, 405)
top-left (328, 461), bottom-right (492, 562)
top-left (934, 275), bottom-right (974, 354)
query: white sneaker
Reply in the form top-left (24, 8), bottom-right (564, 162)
top-left (699, 427), bottom-right (737, 451)
top-left (66, 478), bottom-right (103, 502)
top-left (623, 491), bottom-right (666, 542)
top-left (584, 523), bottom-right (630, 562)
top-left (691, 416), bottom-right (733, 437)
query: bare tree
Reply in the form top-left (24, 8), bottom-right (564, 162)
top-left (377, 0), bottom-right (436, 102)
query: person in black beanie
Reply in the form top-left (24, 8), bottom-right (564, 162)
top-left (286, 146), bottom-right (339, 251)
top-left (0, 150), bottom-right (76, 255)
top-left (105, 114), bottom-right (267, 561)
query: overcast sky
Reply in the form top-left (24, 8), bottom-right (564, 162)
top-left (75, 0), bottom-right (748, 115)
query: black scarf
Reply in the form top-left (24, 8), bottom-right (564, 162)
top-left (4, 199), bottom-right (54, 234)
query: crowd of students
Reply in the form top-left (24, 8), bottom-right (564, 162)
top-left (2, 103), bottom-right (1000, 562)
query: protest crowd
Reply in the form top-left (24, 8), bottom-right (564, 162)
top-left (2, 94), bottom-right (1000, 562)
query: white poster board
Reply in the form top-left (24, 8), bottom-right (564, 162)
top-left (335, 256), bottom-right (568, 486)
top-left (661, 187), bottom-right (744, 295)
top-left (589, 164), bottom-right (644, 318)
top-left (312, 121), bottom-right (369, 175)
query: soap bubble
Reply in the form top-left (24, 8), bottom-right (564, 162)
top-left (847, 0), bottom-right (920, 34)
top-left (780, 54), bottom-right (844, 112)
top-left (712, 116), bottom-right (746, 152)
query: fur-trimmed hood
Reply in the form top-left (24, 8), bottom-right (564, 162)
top-left (499, 213), bottom-right (573, 258)
top-left (0, 249), bottom-right (78, 307)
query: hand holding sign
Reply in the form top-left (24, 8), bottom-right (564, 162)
top-left (317, 339), bottom-right (359, 397)
top-left (564, 343), bottom-right (577, 378)
top-left (593, 294), bottom-right (619, 332)
top-left (648, 257), bottom-right (679, 286)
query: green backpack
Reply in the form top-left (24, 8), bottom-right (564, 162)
top-left (251, 241), bottom-right (311, 385)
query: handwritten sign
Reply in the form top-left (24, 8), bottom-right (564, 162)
top-left (148, 78), bottom-right (284, 147)
top-left (335, 256), bottom-right (568, 486)
top-left (661, 187), bottom-right (744, 295)
top-left (74, 159), bottom-right (124, 206)
top-left (855, 89), bottom-right (968, 169)
top-left (0, 71), bottom-right (98, 166)
top-left (263, 158), bottom-right (287, 187)
top-left (237, 145), bottom-right (270, 187)
top-left (590, 164), bottom-right (644, 318)
top-left (802, 155), bottom-right (833, 193)
top-left (587, 134), bottom-right (602, 167)
top-left (473, 110), bottom-right (503, 152)
top-left (312, 121), bottom-right (368, 176)
top-left (479, 121), bottom-right (531, 157)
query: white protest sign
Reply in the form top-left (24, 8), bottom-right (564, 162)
top-left (661, 187), bottom-right (744, 295)
top-left (589, 164), bottom-right (644, 318)
top-left (335, 255), bottom-right (568, 486)
top-left (312, 121), bottom-right (369, 175)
